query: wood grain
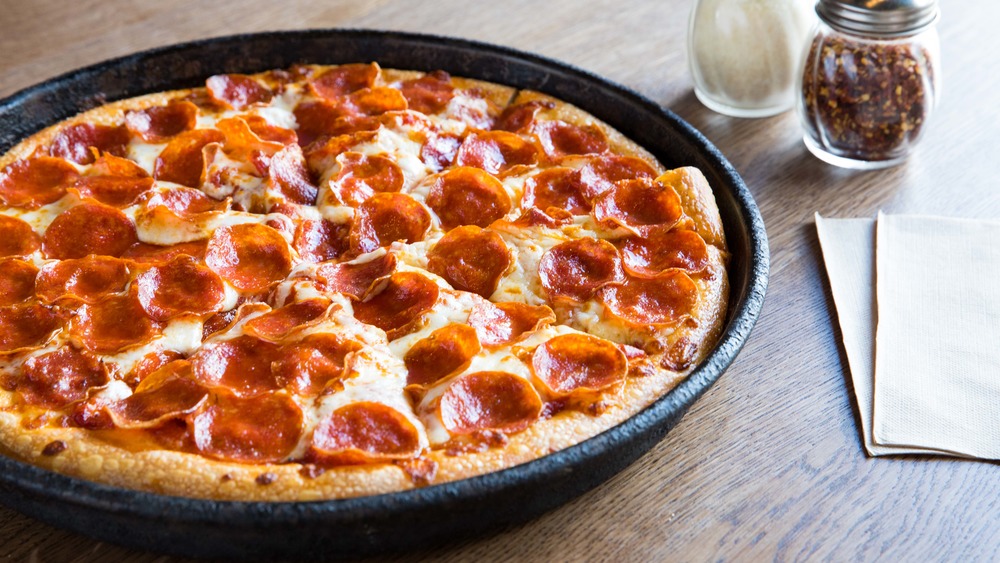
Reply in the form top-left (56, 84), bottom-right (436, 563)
top-left (2, 0), bottom-right (1000, 561)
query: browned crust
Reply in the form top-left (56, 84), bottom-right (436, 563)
top-left (0, 92), bottom-right (195, 170)
top-left (662, 167), bottom-right (727, 250)
top-left (0, 275), bottom-right (727, 502)
top-left (0, 361), bottom-right (692, 500)
top-left (0, 66), bottom-right (728, 501)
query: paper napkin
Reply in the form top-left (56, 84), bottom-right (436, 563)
top-left (816, 212), bottom-right (1000, 459)
top-left (815, 215), bottom-right (932, 455)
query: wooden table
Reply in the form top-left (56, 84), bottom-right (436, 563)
top-left (2, 0), bottom-right (998, 560)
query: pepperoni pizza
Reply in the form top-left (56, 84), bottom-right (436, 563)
top-left (0, 64), bottom-right (728, 500)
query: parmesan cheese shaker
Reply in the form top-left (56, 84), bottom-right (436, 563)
top-left (688, 0), bottom-right (814, 117)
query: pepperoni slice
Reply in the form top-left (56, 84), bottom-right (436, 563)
top-left (135, 255), bottom-right (225, 321)
top-left (352, 271), bottom-right (438, 337)
top-left (315, 252), bottom-right (397, 300)
top-left (206, 74), bottom-right (273, 110)
top-left (274, 333), bottom-right (361, 395)
top-left (0, 259), bottom-right (37, 306)
top-left (154, 129), bottom-right (225, 187)
top-left (293, 100), bottom-right (349, 148)
top-left (205, 223), bottom-right (292, 292)
top-left (215, 117), bottom-right (285, 174)
top-left (201, 310), bottom-right (238, 342)
top-left (122, 240), bottom-right (208, 264)
top-left (400, 71), bottom-right (454, 114)
top-left (439, 371), bottom-right (542, 435)
top-left (107, 362), bottom-right (209, 428)
top-left (344, 87), bottom-right (408, 116)
top-left (49, 123), bottom-right (129, 165)
top-left (305, 132), bottom-right (381, 179)
top-left (42, 202), bottom-right (138, 259)
top-left (521, 167), bottom-right (590, 215)
top-left (35, 256), bottom-right (131, 304)
top-left (268, 144), bottom-right (317, 205)
top-left (575, 155), bottom-right (657, 200)
top-left (348, 192), bottom-right (431, 254)
top-left (125, 349), bottom-right (185, 387)
top-left (292, 219), bottom-right (348, 263)
top-left (531, 333), bottom-right (628, 397)
top-left (191, 391), bottom-right (303, 463)
top-left (242, 298), bottom-right (331, 342)
top-left (70, 289), bottom-right (160, 354)
top-left (243, 115), bottom-right (298, 145)
top-left (14, 347), bottom-right (109, 409)
top-left (310, 402), bottom-right (421, 464)
top-left (125, 100), bottom-right (198, 142)
top-left (296, 93), bottom-right (402, 149)
top-left (455, 131), bottom-right (539, 175)
top-left (0, 157), bottom-right (79, 208)
top-left (533, 120), bottom-right (609, 158)
top-left (421, 131), bottom-right (463, 172)
top-left (467, 300), bottom-right (555, 347)
top-left (425, 167), bottom-right (511, 230)
top-left (404, 324), bottom-right (481, 387)
top-left (138, 185), bottom-right (228, 221)
top-left (539, 238), bottom-right (625, 303)
top-left (0, 215), bottom-right (41, 257)
top-left (82, 152), bottom-right (150, 178)
top-left (309, 63), bottom-right (380, 99)
top-left (258, 66), bottom-right (307, 87)
top-left (0, 303), bottom-right (61, 353)
top-left (329, 152), bottom-right (404, 206)
top-left (509, 207), bottom-right (572, 229)
top-left (191, 335), bottom-right (282, 397)
top-left (202, 302), bottom-right (270, 341)
top-left (619, 229), bottom-right (710, 275)
top-left (593, 177), bottom-right (683, 234)
top-left (599, 271), bottom-right (698, 326)
top-left (323, 116), bottom-right (383, 142)
top-left (495, 100), bottom-right (554, 133)
top-left (72, 154), bottom-right (154, 207)
top-left (426, 226), bottom-right (511, 298)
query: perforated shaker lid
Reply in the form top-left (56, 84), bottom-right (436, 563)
top-left (816, 0), bottom-right (939, 37)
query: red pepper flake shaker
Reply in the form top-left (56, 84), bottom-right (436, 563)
top-left (798, 0), bottom-right (940, 169)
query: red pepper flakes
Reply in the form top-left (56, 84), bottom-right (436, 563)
top-left (801, 34), bottom-right (936, 162)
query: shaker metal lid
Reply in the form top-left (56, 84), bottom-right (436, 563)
top-left (816, 0), bottom-right (939, 37)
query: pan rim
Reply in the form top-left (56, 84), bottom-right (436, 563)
top-left (0, 26), bottom-right (768, 546)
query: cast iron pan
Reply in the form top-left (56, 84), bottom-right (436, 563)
top-left (0, 30), bottom-right (768, 560)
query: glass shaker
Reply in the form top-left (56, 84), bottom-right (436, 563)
top-left (688, 0), bottom-right (815, 118)
top-left (798, 0), bottom-right (941, 169)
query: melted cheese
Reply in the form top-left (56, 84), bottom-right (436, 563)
top-left (251, 105), bottom-right (298, 131)
top-left (347, 126), bottom-right (430, 191)
top-left (101, 316), bottom-right (205, 375)
top-left (4, 194), bottom-right (77, 235)
top-left (127, 139), bottom-right (166, 174)
top-left (130, 193), bottom-right (268, 246)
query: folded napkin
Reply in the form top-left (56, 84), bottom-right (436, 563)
top-left (816, 212), bottom-right (1000, 459)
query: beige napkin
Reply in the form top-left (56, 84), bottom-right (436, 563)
top-left (816, 212), bottom-right (1000, 459)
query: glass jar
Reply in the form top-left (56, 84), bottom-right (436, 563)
top-left (689, 0), bottom-right (814, 118)
top-left (798, 0), bottom-right (940, 169)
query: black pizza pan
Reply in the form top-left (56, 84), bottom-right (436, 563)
top-left (0, 30), bottom-right (769, 560)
